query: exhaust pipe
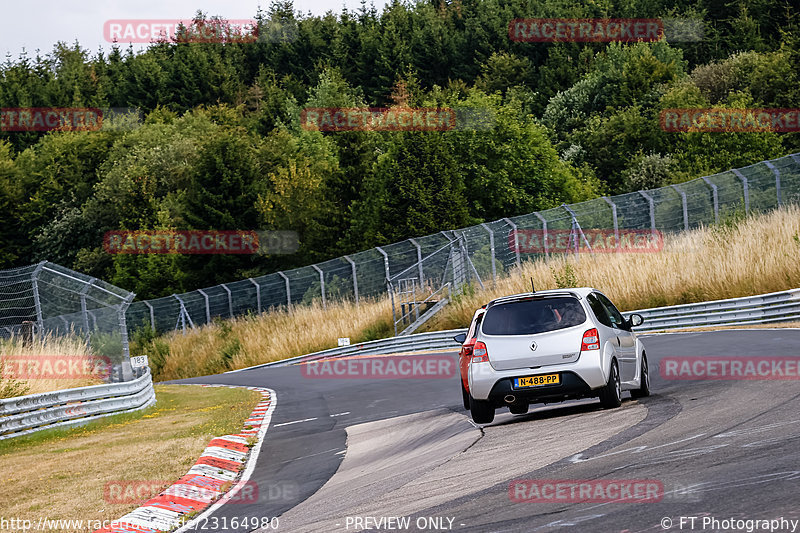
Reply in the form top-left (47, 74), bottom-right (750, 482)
top-left (504, 395), bottom-right (516, 404)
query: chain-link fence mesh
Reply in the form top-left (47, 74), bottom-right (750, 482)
top-left (121, 152), bottom-right (800, 337)
top-left (0, 262), bottom-right (135, 382)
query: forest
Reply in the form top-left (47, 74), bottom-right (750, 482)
top-left (0, 0), bottom-right (797, 299)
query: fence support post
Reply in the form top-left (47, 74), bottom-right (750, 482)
top-left (731, 169), bottom-right (750, 214)
top-left (172, 294), bottom-right (194, 334)
top-left (701, 177), bottom-right (719, 224)
top-left (479, 223), bottom-right (497, 282)
top-left (248, 278), bottom-right (261, 314)
top-left (197, 289), bottom-right (211, 324)
top-left (376, 246), bottom-right (391, 285)
top-left (601, 196), bottom-right (620, 251)
top-left (671, 185), bottom-right (689, 231)
top-left (31, 261), bottom-right (46, 338)
top-left (638, 191), bottom-right (657, 239)
top-left (144, 301), bottom-right (155, 332)
top-left (221, 284), bottom-right (233, 318)
top-left (460, 232), bottom-right (485, 290)
top-left (312, 265), bottom-right (326, 309)
top-left (501, 218), bottom-right (521, 268)
top-left (408, 238), bottom-right (425, 288)
top-left (80, 278), bottom-right (97, 338)
top-left (344, 255), bottom-right (359, 305)
top-left (278, 272), bottom-right (291, 310)
top-left (562, 204), bottom-right (593, 255)
top-left (118, 293), bottom-right (135, 381)
top-left (532, 213), bottom-right (549, 257)
top-left (764, 161), bottom-right (781, 207)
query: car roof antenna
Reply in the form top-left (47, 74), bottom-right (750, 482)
top-left (531, 278), bottom-right (536, 294)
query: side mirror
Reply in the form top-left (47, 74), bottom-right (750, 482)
top-left (453, 333), bottom-right (467, 344)
top-left (628, 314), bottom-right (644, 328)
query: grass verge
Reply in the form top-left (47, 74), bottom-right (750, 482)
top-left (0, 384), bottom-right (260, 530)
top-left (136, 206), bottom-right (800, 381)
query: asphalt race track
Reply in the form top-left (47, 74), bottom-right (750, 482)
top-left (170, 329), bottom-right (800, 533)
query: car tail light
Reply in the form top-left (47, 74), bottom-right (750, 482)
top-left (581, 329), bottom-right (600, 351)
top-left (463, 344), bottom-right (474, 357)
top-left (472, 341), bottom-right (489, 363)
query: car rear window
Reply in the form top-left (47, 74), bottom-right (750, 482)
top-left (481, 297), bottom-right (587, 335)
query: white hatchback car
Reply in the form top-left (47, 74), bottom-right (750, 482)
top-left (466, 288), bottom-right (649, 424)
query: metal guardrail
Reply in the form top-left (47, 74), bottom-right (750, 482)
top-left (226, 329), bottom-right (469, 371)
top-left (230, 288), bottom-right (800, 372)
top-left (0, 368), bottom-right (156, 440)
top-left (625, 288), bottom-right (800, 331)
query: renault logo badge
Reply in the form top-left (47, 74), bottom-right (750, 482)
top-left (530, 342), bottom-right (537, 351)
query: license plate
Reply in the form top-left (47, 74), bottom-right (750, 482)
top-left (514, 373), bottom-right (560, 388)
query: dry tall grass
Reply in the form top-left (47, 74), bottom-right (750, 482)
top-left (149, 206), bottom-right (800, 380)
top-left (429, 206), bottom-right (800, 330)
top-left (0, 334), bottom-right (103, 397)
top-left (149, 296), bottom-right (393, 381)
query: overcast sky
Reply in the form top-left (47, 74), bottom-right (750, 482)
top-left (1, 0), bottom-right (390, 60)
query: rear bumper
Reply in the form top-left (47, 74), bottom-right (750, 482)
top-left (486, 372), bottom-right (593, 406)
top-left (469, 349), bottom-right (608, 402)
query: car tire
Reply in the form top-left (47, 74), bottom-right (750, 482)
top-left (469, 395), bottom-right (495, 424)
top-left (599, 359), bottom-right (622, 409)
top-left (630, 353), bottom-right (651, 399)
top-left (461, 382), bottom-right (471, 410)
top-left (508, 403), bottom-right (528, 415)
